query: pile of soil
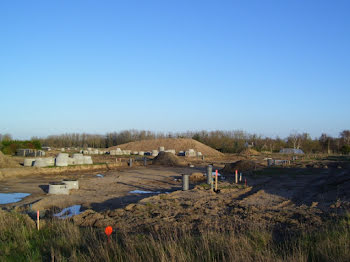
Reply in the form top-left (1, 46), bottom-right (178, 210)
top-left (239, 148), bottom-right (260, 156)
top-left (108, 138), bottom-right (224, 157)
top-left (0, 152), bottom-right (19, 168)
top-left (221, 160), bottom-right (262, 174)
top-left (190, 172), bottom-right (206, 182)
top-left (152, 152), bottom-right (181, 166)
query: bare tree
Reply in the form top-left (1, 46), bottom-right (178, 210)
top-left (340, 130), bottom-right (350, 145)
top-left (319, 133), bottom-right (332, 154)
top-left (287, 132), bottom-right (300, 149)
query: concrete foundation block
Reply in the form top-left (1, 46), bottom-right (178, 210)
top-left (62, 180), bottom-right (79, 190)
top-left (24, 158), bottom-right (35, 167)
top-left (48, 182), bottom-right (70, 195)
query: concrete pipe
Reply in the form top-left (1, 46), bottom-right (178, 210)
top-left (159, 146), bottom-right (165, 152)
top-left (56, 154), bottom-right (69, 167)
top-left (62, 179), bottom-right (79, 190)
top-left (48, 182), bottom-right (69, 195)
top-left (72, 154), bottom-right (84, 165)
top-left (34, 158), bottom-right (48, 167)
top-left (139, 151), bottom-right (145, 156)
top-left (24, 158), bottom-right (35, 167)
top-left (182, 174), bottom-right (189, 191)
top-left (46, 157), bottom-right (55, 166)
top-left (67, 157), bottom-right (75, 165)
top-left (207, 165), bottom-right (213, 185)
top-left (152, 150), bottom-right (159, 157)
top-left (83, 156), bottom-right (93, 165)
top-left (124, 150), bottom-right (131, 155)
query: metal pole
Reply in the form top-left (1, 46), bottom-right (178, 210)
top-left (182, 174), bottom-right (189, 191)
top-left (144, 157), bottom-right (147, 166)
top-left (207, 165), bottom-right (212, 185)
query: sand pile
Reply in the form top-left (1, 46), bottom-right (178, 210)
top-left (239, 148), bottom-right (260, 156)
top-left (152, 152), bottom-right (181, 166)
top-left (109, 138), bottom-right (223, 157)
top-left (221, 160), bottom-right (262, 174)
top-left (0, 151), bottom-right (19, 168)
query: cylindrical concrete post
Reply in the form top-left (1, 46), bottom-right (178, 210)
top-left (182, 174), bottom-right (189, 191)
top-left (144, 157), bottom-right (147, 166)
top-left (267, 159), bottom-right (273, 166)
top-left (239, 173), bottom-right (242, 182)
top-left (129, 158), bottom-right (133, 167)
top-left (207, 165), bottom-right (212, 185)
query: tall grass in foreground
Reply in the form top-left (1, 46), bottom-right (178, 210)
top-left (0, 211), bottom-right (349, 262)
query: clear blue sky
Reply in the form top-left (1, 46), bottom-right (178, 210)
top-left (1, 0), bottom-right (349, 140)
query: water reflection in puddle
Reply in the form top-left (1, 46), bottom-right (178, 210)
top-left (0, 193), bottom-right (31, 204)
top-left (54, 205), bottom-right (81, 219)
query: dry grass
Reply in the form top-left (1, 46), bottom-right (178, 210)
top-left (0, 209), bottom-right (349, 262)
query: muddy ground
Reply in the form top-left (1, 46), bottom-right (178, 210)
top-left (1, 154), bottom-right (350, 236)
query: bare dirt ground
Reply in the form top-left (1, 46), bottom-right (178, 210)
top-left (1, 154), bottom-right (349, 236)
top-left (0, 166), bottom-right (199, 212)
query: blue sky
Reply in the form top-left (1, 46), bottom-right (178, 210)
top-left (0, 0), bottom-right (349, 139)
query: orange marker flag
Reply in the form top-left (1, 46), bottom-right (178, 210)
top-left (105, 226), bottom-right (113, 242)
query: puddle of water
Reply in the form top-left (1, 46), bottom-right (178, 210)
top-left (129, 190), bottom-right (161, 194)
top-left (54, 205), bottom-right (81, 219)
top-left (96, 174), bottom-right (104, 178)
top-left (0, 193), bottom-right (31, 204)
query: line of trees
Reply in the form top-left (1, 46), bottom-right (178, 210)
top-left (0, 134), bottom-right (42, 155)
top-left (1, 130), bottom-right (350, 155)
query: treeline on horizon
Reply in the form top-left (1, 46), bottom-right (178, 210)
top-left (1, 130), bottom-right (350, 155)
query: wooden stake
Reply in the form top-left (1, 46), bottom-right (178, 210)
top-left (215, 169), bottom-right (218, 191)
top-left (37, 210), bottom-right (40, 230)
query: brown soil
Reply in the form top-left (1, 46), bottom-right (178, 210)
top-left (0, 152), bottom-right (20, 168)
top-left (221, 160), bottom-right (263, 174)
top-left (239, 148), bottom-right (260, 156)
top-left (152, 152), bottom-right (182, 166)
top-left (190, 172), bottom-right (206, 182)
top-left (71, 167), bottom-right (350, 234)
top-left (109, 138), bottom-right (224, 157)
top-left (2, 155), bottom-right (349, 238)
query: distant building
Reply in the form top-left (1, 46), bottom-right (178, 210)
top-left (279, 148), bottom-right (304, 154)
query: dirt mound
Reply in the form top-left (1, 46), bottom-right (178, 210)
top-left (109, 138), bottom-right (223, 157)
top-left (190, 172), bottom-right (206, 182)
top-left (221, 160), bottom-right (262, 174)
top-left (0, 152), bottom-right (19, 168)
top-left (152, 152), bottom-right (182, 166)
top-left (239, 148), bottom-right (260, 156)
